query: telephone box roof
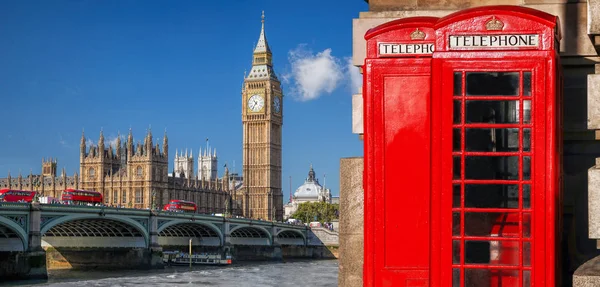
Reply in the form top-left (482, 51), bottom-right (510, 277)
top-left (365, 16), bottom-right (439, 40)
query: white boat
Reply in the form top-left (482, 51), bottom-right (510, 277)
top-left (162, 251), bottom-right (232, 266)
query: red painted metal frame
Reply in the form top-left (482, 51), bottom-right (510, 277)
top-left (364, 17), bottom-right (438, 287)
top-left (363, 5), bottom-right (561, 287)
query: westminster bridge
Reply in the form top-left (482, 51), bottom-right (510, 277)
top-left (0, 202), bottom-right (319, 280)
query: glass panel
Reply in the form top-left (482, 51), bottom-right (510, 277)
top-left (523, 156), bottom-right (531, 180)
top-left (453, 212), bottom-right (461, 236)
top-left (523, 100), bottom-right (532, 123)
top-left (523, 128), bottom-right (531, 152)
top-left (453, 184), bottom-right (461, 208)
top-left (453, 129), bottom-right (462, 151)
top-left (453, 240), bottom-right (461, 264)
top-left (465, 269), bottom-right (491, 287)
top-left (488, 269), bottom-right (520, 286)
top-left (489, 240), bottom-right (520, 266)
top-left (524, 270), bottom-right (531, 287)
top-left (454, 156), bottom-right (461, 179)
top-left (465, 212), bottom-right (519, 238)
top-left (464, 184), bottom-right (519, 209)
top-left (524, 241), bottom-right (531, 266)
top-left (466, 100), bottom-right (519, 123)
top-left (465, 241), bottom-right (491, 264)
top-left (523, 72), bottom-right (531, 96)
top-left (454, 100), bottom-right (462, 124)
top-left (523, 184), bottom-right (531, 209)
top-left (466, 128), bottom-right (519, 152)
top-left (465, 156), bottom-right (519, 180)
top-left (454, 72), bottom-right (463, 96)
top-left (524, 213), bottom-right (531, 238)
top-left (466, 72), bottom-right (519, 96)
top-left (453, 268), bottom-right (461, 287)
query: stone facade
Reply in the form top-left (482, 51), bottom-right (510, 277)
top-left (348, 0), bottom-right (600, 286)
top-left (0, 129), bottom-right (235, 215)
top-left (241, 12), bottom-right (284, 221)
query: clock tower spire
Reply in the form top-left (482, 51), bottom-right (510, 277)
top-left (241, 11), bottom-right (283, 221)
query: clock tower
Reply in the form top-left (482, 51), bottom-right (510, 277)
top-left (241, 11), bottom-right (283, 221)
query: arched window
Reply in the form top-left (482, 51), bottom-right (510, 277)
top-left (136, 166), bottom-right (143, 176)
top-left (89, 168), bottom-right (95, 178)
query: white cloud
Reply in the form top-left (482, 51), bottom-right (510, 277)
top-left (285, 45), bottom-right (344, 101)
top-left (86, 139), bottom-right (94, 146)
top-left (346, 57), bottom-right (362, 94)
top-left (59, 134), bottom-right (69, 148)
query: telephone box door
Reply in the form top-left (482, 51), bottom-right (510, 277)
top-left (437, 60), bottom-right (546, 287)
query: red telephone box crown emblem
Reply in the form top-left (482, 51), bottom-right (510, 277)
top-left (410, 28), bottom-right (426, 40)
top-left (485, 16), bottom-right (504, 30)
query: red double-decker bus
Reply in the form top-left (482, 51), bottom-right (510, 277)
top-left (163, 200), bottom-right (197, 213)
top-left (61, 189), bottom-right (103, 205)
top-left (0, 189), bottom-right (36, 203)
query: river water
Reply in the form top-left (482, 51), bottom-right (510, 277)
top-left (4, 260), bottom-right (339, 287)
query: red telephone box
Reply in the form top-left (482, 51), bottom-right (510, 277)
top-left (363, 6), bottom-right (562, 287)
top-left (363, 17), bottom-right (438, 287)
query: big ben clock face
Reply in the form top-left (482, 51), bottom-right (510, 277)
top-left (248, 94), bottom-right (265, 112)
top-left (273, 97), bottom-right (281, 113)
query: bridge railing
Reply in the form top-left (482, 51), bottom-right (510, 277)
top-left (0, 202), bottom-right (30, 210)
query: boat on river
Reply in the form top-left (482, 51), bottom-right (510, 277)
top-left (162, 251), bottom-right (232, 266)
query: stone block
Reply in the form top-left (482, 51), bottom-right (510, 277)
top-left (338, 157), bottom-right (364, 287)
top-left (574, 255), bottom-right (600, 286)
top-left (589, 74), bottom-right (600, 129)
top-left (352, 94), bottom-right (364, 135)
top-left (588, 164), bottom-right (600, 238)
top-left (589, 0), bottom-right (600, 35)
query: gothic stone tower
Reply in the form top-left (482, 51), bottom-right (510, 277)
top-left (174, 149), bottom-right (194, 178)
top-left (241, 12), bottom-right (283, 221)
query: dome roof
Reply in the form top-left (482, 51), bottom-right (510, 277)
top-left (293, 165), bottom-right (323, 199)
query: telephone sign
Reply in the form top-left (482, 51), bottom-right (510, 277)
top-left (363, 6), bottom-right (562, 287)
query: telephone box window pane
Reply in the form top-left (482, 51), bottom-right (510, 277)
top-left (524, 270), bottom-right (531, 287)
top-left (523, 184), bottom-right (531, 209)
top-left (453, 184), bottom-right (461, 208)
top-left (465, 184), bottom-right (519, 208)
top-left (522, 100), bottom-right (532, 123)
top-left (524, 213), bottom-right (531, 238)
top-left (465, 156), bottom-right (519, 180)
top-left (454, 100), bottom-right (462, 124)
top-left (453, 212), bottom-right (461, 236)
top-left (466, 100), bottom-right (519, 123)
top-left (523, 128), bottom-right (531, 151)
top-left (523, 72), bottom-right (532, 96)
top-left (465, 212), bottom-right (519, 238)
top-left (454, 156), bottom-right (461, 179)
top-left (465, 241), bottom-right (490, 264)
top-left (454, 72), bottom-right (462, 96)
top-left (523, 156), bottom-right (531, 180)
top-left (489, 240), bottom-right (520, 265)
top-left (466, 72), bottom-right (519, 96)
top-left (452, 268), bottom-right (460, 287)
top-left (466, 128), bottom-right (519, 152)
top-left (453, 129), bottom-right (462, 151)
top-left (464, 269), bottom-right (491, 286)
top-left (453, 240), bottom-right (461, 264)
top-left (524, 241), bottom-right (531, 266)
top-left (489, 269), bottom-right (520, 286)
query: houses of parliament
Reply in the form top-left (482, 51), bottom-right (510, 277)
top-left (0, 12), bottom-right (284, 221)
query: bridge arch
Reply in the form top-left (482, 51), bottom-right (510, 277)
top-left (157, 220), bottom-right (223, 247)
top-left (229, 225), bottom-right (272, 246)
top-left (0, 216), bottom-right (28, 251)
top-left (275, 229), bottom-right (306, 246)
top-left (41, 214), bottom-right (149, 248)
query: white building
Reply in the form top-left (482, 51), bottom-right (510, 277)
top-left (173, 149), bottom-right (194, 178)
top-left (284, 165), bottom-right (332, 219)
top-left (198, 146), bottom-right (217, 180)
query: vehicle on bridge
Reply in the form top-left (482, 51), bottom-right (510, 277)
top-left (61, 189), bottom-right (103, 205)
top-left (0, 189), bottom-right (36, 203)
top-left (162, 200), bottom-right (197, 213)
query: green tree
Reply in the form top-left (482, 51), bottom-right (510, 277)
top-left (290, 201), bottom-right (339, 224)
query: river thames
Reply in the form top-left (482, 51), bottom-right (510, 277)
top-left (5, 260), bottom-right (338, 287)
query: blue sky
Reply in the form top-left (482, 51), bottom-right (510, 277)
top-left (0, 1), bottom-right (368, 200)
